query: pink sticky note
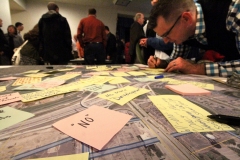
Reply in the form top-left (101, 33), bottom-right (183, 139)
top-left (53, 105), bottom-right (132, 150)
top-left (0, 92), bottom-right (22, 106)
top-left (165, 84), bottom-right (211, 96)
top-left (0, 77), bottom-right (19, 81)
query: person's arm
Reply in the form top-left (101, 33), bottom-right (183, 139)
top-left (205, 60), bottom-right (240, 77)
top-left (64, 18), bottom-right (72, 52)
top-left (147, 37), bottom-right (173, 51)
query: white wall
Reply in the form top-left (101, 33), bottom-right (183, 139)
top-left (0, 0), bottom-right (12, 32)
top-left (14, 0), bottom-right (26, 10)
top-left (11, 0), bottom-right (150, 37)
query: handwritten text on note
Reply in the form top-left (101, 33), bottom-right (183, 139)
top-left (0, 92), bottom-right (22, 106)
top-left (98, 86), bottom-right (150, 105)
top-left (148, 95), bottom-right (234, 132)
top-left (53, 105), bottom-right (132, 150)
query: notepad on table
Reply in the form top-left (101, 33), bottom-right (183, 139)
top-left (165, 84), bottom-right (211, 96)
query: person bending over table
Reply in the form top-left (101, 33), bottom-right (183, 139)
top-left (147, 0), bottom-right (240, 77)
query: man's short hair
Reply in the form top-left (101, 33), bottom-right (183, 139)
top-left (47, 2), bottom-right (59, 11)
top-left (105, 26), bottom-right (109, 31)
top-left (15, 22), bottom-right (23, 28)
top-left (89, 8), bottom-right (96, 15)
top-left (134, 13), bottom-right (143, 22)
top-left (149, 0), bottom-right (195, 29)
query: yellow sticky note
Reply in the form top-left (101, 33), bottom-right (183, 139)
top-left (127, 71), bottom-right (147, 76)
top-left (148, 95), bottom-right (234, 132)
top-left (27, 152), bottom-right (89, 160)
top-left (108, 77), bottom-right (130, 84)
top-left (12, 77), bottom-right (42, 86)
top-left (187, 81), bottom-right (214, 90)
top-left (80, 76), bottom-right (114, 85)
top-left (52, 74), bottom-right (80, 81)
top-left (23, 70), bottom-right (40, 74)
top-left (0, 86), bottom-right (6, 92)
top-left (21, 81), bottom-right (90, 102)
top-left (144, 68), bottom-right (165, 72)
top-left (98, 86), bottom-right (150, 105)
top-left (142, 70), bottom-right (164, 75)
top-left (25, 73), bottom-right (50, 78)
top-left (86, 65), bottom-right (97, 69)
top-left (111, 72), bottom-right (130, 77)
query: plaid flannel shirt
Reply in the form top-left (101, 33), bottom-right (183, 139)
top-left (170, 0), bottom-right (240, 77)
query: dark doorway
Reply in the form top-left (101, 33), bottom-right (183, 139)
top-left (116, 14), bottom-right (134, 43)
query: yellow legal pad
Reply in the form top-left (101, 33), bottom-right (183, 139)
top-left (148, 95), bottom-right (234, 132)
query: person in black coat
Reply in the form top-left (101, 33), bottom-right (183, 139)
top-left (0, 18), bottom-right (11, 65)
top-left (129, 13), bottom-right (145, 64)
top-left (105, 26), bottom-right (117, 64)
top-left (38, 2), bottom-right (73, 65)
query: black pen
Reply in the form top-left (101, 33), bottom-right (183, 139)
top-left (208, 114), bottom-right (240, 126)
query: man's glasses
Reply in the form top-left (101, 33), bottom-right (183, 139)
top-left (160, 15), bottom-right (182, 38)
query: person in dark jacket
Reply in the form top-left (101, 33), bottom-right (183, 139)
top-left (129, 13), bottom-right (145, 64)
top-left (19, 24), bottom-right (42, 65)
top-left (105, 26), bottom-right (117, 64)
top-left (0, 18), bottom-right (11, 65)
top-left (38, 2), bottom-right (73, 65)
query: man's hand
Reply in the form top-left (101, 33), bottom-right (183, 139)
top-left (165, 57), bottom-right (206, 75)
top-left (147, 56), bottom-right (161, 68)
top-left (139, 38), bottom-right (147, 47)
top-left (107, 55), bottom-right (110, 60)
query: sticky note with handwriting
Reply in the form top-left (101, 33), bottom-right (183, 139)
top-left (127, 71), bottom-right (147, 76)
top-left (25, 73), bottom-right (51, 78)
top-left (82, 84), bottom-right (117, 93)
top-left (0, 106), bottom-right (34, 131)
top-left (98, 86), bottom-right (150, 105)
top-left (148, 95), bottom-right (234, 132)
top-left (12, 77), bottom-right (42, 86)
top-left (0, 92), bottom-right (22, 106)
top-left (53, 106), bottom-right (132, 150)
top-left (0, 86), bottom-right (6, 92)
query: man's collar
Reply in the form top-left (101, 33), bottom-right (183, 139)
top-left (194, 2), bottom-right (205, 36)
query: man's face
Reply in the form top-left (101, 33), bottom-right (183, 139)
top-left (18, 25), bottom-right (24, 31)
top-left (154, 16), bottom-right (189, 45)
top-left (8, 26), bottom-right (15, 35)
top-left (151, 0), bottom-right (158, 6)
top-left (0, 19), bottom-right (2, 28)
top-left (138, 14), bottom-right (145, 25)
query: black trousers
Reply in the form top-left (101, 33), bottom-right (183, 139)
top-left (84, 43), bottom-right (105, 65)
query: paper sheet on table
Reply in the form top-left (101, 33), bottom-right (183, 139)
top-left (142, 70), bottom-right (164, 75)
top-left (80, 76), bottom-right (114, 85)
top-left (12, 77), bottom-right (42, 86)
top-left (53, 106), bottom-right (132, 150)
top-left (155, 78), bottom-right (215, 90)
top-left (108, 77), bottom-right (130, 84)
top-left (0, 77), bottom-right (19, 81)
top-left (82, 84), bottom-right (117, 93)
top-left (165, 84), bottom-right (211, 96)
top-left (98, 86), bottom-right (150, 105)
top-left (66, 72), bottom-right (82, 75)
top-left (148, 95), bottom-right (234, 132)
top-left (0, 86), bottom-right (6, 92)
top-left (134, 78), bottom-right (158, 82)
top-left (111, 72), bottom-right (130, 77)
top-left (0, 92), bottom-right (22, 106)
top-left (127, 71), bottom-right (147, 76)
top-left (52, 74), bottom-right (80, 81)
top-left (57, 68), bottom-right (75, 71)
top-left (23, 70), bottom-right (40, 74)
top-left (25, 73), bottom-right (50, 78)
top-left (21, 81), bottom-right (90, 102)
top-left (13, 79), bottom-right (65, 91)
top-left (84, 72), bottom-right (110, 76)
top-left (0, 106), bottom-right (34, 131)
top-left (143, 68), bottom-right (165, 72)
top-left (212, 77), bottom-right (227, 84)
top-left (86, 65), bottom-right (97, 69)
top-left (27, 153), bottom-right (89, 160)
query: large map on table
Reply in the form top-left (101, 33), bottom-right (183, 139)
top-left (0, 65), bottom-right (240, 160)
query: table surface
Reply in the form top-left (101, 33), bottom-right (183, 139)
top-left (0, 64), bottom-right (240, 160)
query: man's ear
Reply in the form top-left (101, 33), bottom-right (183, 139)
top-left (181, 12), bottom-right (193, 25)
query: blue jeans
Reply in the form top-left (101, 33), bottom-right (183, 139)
top-left (84, 43), bottom-right (105, 65)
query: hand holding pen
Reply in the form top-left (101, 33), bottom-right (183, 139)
top-left (147, 55), bottom-right (160, 68)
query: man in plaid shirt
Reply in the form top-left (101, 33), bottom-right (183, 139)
top-left (147, 0), bottom-right (240, 77)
